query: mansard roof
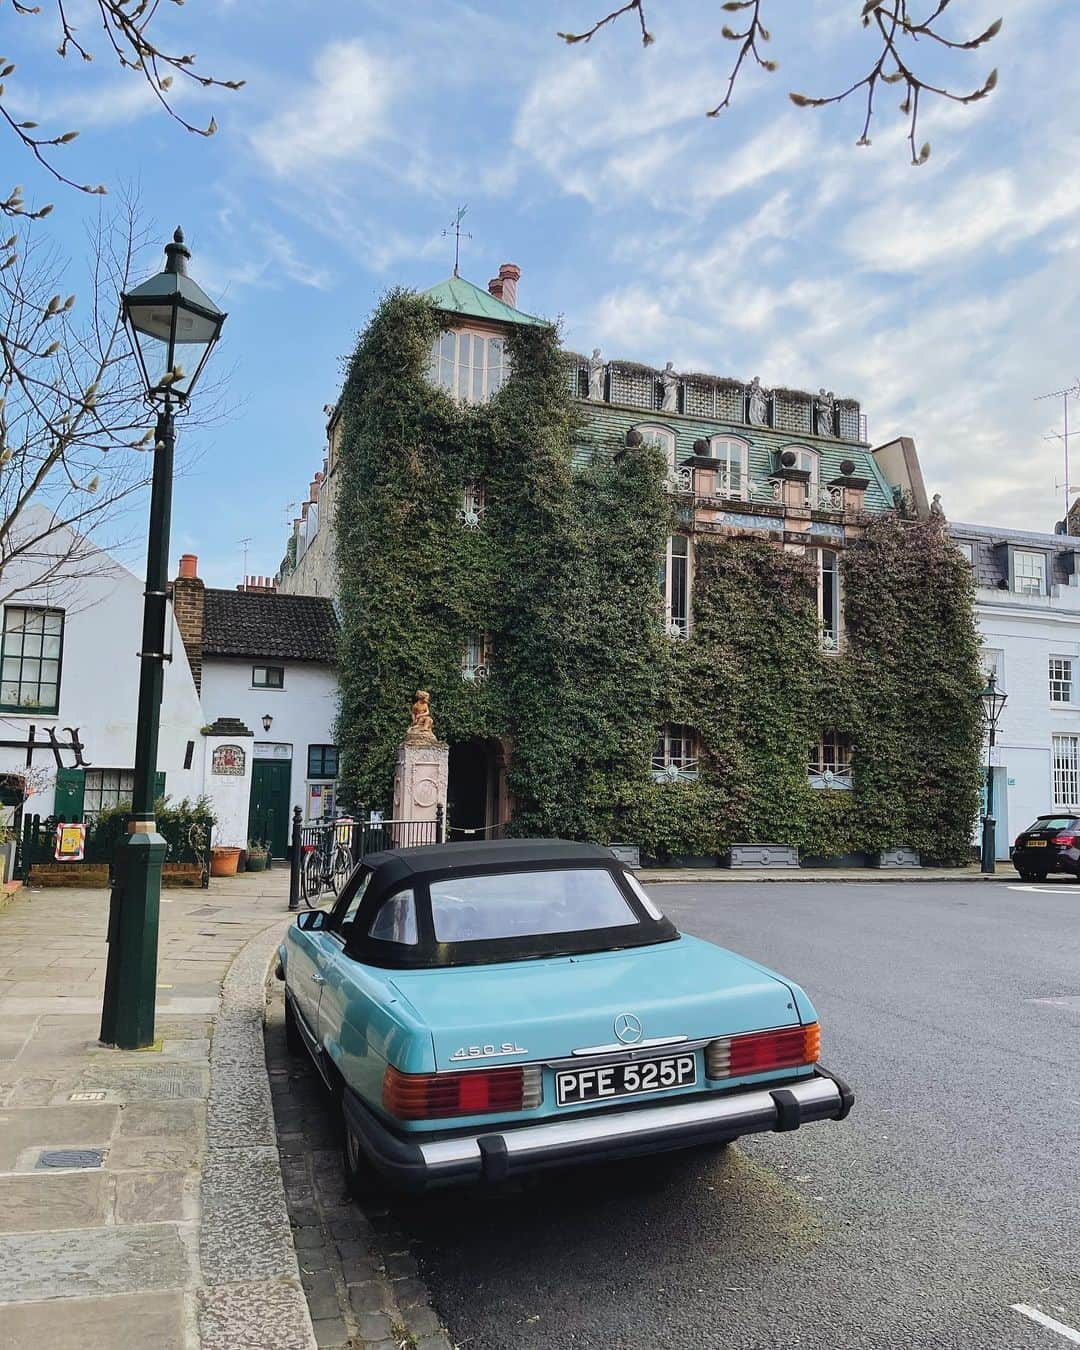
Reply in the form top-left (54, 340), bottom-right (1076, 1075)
top-left (202, 589), bottom-right (338, 664)
top-left (422, 274), bottom-right (547, 328)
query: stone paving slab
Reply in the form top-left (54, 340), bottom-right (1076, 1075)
top-left (0, 867), bottom-right (315, 1347)
top-left (0, 1289), bottom-right (187, 1350)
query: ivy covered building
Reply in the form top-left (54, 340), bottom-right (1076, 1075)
top-left (275, 263), bottom-right (983, 865)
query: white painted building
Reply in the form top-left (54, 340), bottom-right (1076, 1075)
top-left (171, 557), bottom-right (339, 857)
top-left (0, 506), bottom-right (203, 826)
top-left (951, 520), bottom-right (1080, 860)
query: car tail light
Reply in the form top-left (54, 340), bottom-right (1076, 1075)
top-left (705, 1024), bottom-right (820, 1081)
top-left (382, 1064), bottom-right (543, 1120)
top-left (1053, 834), bottom-right (1076, 846)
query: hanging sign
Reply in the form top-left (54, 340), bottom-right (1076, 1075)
top-left (54, 822), bottom-right (86, 861)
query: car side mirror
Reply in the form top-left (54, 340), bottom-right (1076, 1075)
top-left (295, 909), bottom-right (328, 932)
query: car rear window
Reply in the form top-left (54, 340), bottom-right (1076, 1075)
top-left (429, 868), bottom-right (637, 943)
top-left (1023, 817), bottom-right (1080, 832)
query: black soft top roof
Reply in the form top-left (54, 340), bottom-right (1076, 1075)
top-left (360, 838), bottom-right (614, 892)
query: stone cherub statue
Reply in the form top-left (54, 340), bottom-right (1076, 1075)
top-left (405, 689), bottom-right (437, 747)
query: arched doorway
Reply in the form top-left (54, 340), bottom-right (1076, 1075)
top-left (447, 737), bottom-right (506, 841)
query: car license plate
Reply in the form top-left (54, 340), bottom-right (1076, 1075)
top-left (555, 1054), bottom-right (697, 1107)
top-left (1029, 840), bottom-right (1047, 847)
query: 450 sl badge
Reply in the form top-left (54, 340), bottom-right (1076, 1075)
top-left (450, 1042), bottom-right (528, 1061)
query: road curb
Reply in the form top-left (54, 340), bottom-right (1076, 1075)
top-left (197, 914), bottom-right (316, 1350)
top-left (636, 871), bottom-right (1020, 884)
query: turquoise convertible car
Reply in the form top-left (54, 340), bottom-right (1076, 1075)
top-left (277, 839), bottom-right (853, 1193)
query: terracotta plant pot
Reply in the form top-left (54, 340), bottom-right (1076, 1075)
top-left (210, 846), bottom-right (242, 878)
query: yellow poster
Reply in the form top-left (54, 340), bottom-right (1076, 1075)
top-left (54, 823), bottom-right (86, 861)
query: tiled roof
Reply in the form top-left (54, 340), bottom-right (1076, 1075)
top-left (949, 522), bottom-right (1080, 591)
top-left (202, 589), bottom-right (338, 663)
top-left (422, 275), bottom-right (547, 327)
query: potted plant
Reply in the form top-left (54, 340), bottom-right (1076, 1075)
top-left (210, 845), bottom-right (242, 877)
top-left (245, 840), bottom-right (269, 872)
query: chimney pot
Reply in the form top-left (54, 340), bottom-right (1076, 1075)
top-left (498, 263), bottom-right (521, 309)
top-left (488, 276), bottom-right (504, 301)
top-left (178, 553), bottom-right (198, 579)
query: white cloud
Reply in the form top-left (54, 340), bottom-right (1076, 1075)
top-left (250, 39), bottom-right (394, 176)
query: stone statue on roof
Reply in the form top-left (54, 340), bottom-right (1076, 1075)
top-left (815, 389), bottom-right (836, 437)
top-left (747, 376), bottom-right (769, 427)
top-left (930, 493), bottom-right (946, 520)
top-left (660, 362), bottom-right (679, 413)
top-left (588, 348), bottom-right (605, 401)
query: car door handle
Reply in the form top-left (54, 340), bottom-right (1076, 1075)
top-left (310, 973), bottom-right (326, 985)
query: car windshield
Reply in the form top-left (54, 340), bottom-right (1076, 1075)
top-left (428, 868), bottom-right (638, 943)
top-left (1024, 817), bottom-right (1079, 832)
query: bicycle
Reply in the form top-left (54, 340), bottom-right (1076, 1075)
top-left (300, 816), bottom-right (354, 906)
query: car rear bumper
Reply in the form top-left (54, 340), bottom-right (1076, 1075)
top-left (343, 1065), bottom-right (854, 1192)
top-left (1011, 845), bottom-right (1080, 875)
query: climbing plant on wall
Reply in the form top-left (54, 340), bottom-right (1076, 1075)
top-left (334, 292), bottom-right (983, 864)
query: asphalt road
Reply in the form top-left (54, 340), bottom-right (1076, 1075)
top-left (371, 879), bottom-right (1080, 1350)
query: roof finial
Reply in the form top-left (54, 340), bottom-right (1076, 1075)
top-left (442, 204), bottom-right (471, 278)
top-left (164, 226), bottom-right (191, 276)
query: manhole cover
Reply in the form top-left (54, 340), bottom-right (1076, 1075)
top-left (36, 1149), bottom-right (104, 1170)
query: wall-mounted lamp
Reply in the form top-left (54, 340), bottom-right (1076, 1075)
top-left (262, 713), bottom-right (273, 733)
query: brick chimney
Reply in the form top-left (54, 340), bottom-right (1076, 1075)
top-left (171, 554), bottom-right (205, 694)
top-left (488, 262), bottom-right (521, 309)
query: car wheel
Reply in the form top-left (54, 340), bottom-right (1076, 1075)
top-left (284, 995), bottom-right (304, 1055)
top-left (341, 1107), bottom-right (383, 1202)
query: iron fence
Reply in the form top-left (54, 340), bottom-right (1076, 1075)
top-left (14, 811), bottom-right (212, 887)
top-left (289, 806), bottom-right (444, 910)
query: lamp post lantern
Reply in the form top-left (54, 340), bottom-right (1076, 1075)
top-left (99, 228), bottom-right (226, 1050)
top-left (977, 671), bottom-right (1008, 875)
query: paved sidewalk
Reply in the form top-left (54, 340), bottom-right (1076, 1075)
top-left (0, 866), bottom-right (314, 1349)
top-left (636, 864), bottom-right (1019, 883)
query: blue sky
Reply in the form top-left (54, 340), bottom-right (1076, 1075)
top-left (10, 0), bottom-right (1080, 584)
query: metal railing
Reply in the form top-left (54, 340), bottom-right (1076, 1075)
top-left (288, 805), bottom-right (445, 910)
top-left (14, 811), bottom-right (211, 887)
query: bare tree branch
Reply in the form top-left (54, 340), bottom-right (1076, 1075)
top-left (0, 200), bottom-right (225, 605)
top-left (1, 0), bottom-right (244, 216)
top-left (558, 1), bottom-right (1002, 164)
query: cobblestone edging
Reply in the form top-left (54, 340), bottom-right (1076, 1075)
top-left (265, 983), bottom-right (452, 1350)
top-left (197, 918), bottom-right (316, 1349)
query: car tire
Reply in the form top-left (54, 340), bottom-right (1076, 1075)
top-left (341, 1108), bottom-right (383, 1202)
top-left (284, 995), bottom-right (304, 1055)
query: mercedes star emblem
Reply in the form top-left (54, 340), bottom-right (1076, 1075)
top-left (614, 1012), bottom-right (643, 1044)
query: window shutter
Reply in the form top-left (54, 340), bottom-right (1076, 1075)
top-left (53, 766), bottom-right (85, 821)
top-left (154, 771), bottom-right (166, 802)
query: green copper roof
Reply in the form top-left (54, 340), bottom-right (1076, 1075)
top-left (422, 274), bottom-right (547, 327)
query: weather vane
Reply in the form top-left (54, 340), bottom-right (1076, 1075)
top-left (443, 205), bottom-right (472, 277)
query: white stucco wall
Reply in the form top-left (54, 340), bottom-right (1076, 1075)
top-left (199, 656), bottom-right (338, 827)
top-left (0, 509), bottom-right (204, 819)
top-left (975, 579), bottom-right (1080, 857)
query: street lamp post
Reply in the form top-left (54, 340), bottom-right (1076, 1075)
top-left (978, 671), bottom-right (1008, 875)
top-left (99, 228), bottom-right (226, 1050)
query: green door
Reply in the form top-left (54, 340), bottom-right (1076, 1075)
top-left (248, 759), bottom-right (291, 858)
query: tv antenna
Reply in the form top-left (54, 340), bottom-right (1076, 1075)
top-left (238, 536), bottom-right (252, 584)
top-left (443, 204), bottom-right (471, 277)
top-left (1036, 381), bottom-right (1080, 513)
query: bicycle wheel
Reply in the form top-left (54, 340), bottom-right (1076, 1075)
top-left (302, 849), bottom-right (324, 906)
top-left (331, 843), bottom-right (353, 893)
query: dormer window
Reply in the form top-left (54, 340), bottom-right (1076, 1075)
top-left (429, 329), bottom-right (509, 404)
top-left (1013, 549), bottom-right (1047, 596)
top-left (707, 436), bottom-right (748, 499)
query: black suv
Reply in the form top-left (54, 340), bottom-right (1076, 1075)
top-left (1010, 814), bottom-right (1080, 880)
